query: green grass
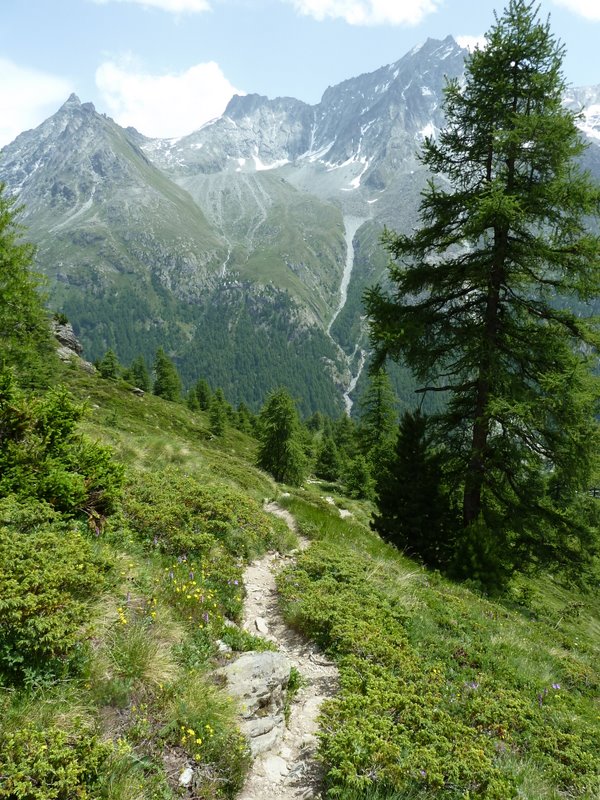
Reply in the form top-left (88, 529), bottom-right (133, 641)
top-left (0, 364), bottom-right (297, 799)
top-left (276, 490), bottom-right (600, 800)
top-left (2, 362), bottom-right (598, 799)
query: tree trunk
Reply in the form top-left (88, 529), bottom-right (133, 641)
top-left (463, 228), bottom-right (505, 527)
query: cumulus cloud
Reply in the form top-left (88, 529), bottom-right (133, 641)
top-left (95, 57), bottom-right (243, 138)
top-left (91, 0), bottom-right (211, 12)
top-left (552, 0), bottom-right (600, 21)
top-left (285, 0), bottom-right (441, 26)
top-left (0, 58), bottom-right (74, 147)
top-left (455, 35), bottom-right (487, 53)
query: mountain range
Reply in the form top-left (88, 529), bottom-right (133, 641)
top-left (2, 36), bottom-right (600, 415)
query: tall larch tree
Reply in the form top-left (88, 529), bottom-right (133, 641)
top-left (365, 0), bottom-right (600, 584)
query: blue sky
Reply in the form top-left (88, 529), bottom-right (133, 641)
top-left (1, 0), bottom-right (599, 146)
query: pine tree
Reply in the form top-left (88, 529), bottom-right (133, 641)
top-left (372, 411), bottom-right (456, 568)
top-left (344, 454), bottom-right (375, 500)
top-left (194, 378), bottom-right (212, 411)
top-left (186, 390), bottom-right (200, 411)
top-left (315, 435), bottom-right (342, 482)
top-left (257, 388), bottom-right (307, 485)
top-left (209, 397), bottom-right (227, 437)
top-left (130, 356), bottom-right (150, 392)
top-left (357, 368), bottom-right (397, 464)
top-left (153, 347), bottom-right (182, 402)
top-left (97, 349), bottom-right (120, 380)
top-left (0, 183), bottom-right (56, 387)
top-left (365, 1), bottom-right (600, 583)
top-left (235, 402), bottom-right (255, 434)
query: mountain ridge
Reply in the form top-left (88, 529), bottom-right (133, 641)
top-left (2, 35), bottom-right (599, 415)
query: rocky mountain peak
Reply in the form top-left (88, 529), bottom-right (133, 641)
top-left (63, 92), bottom-right (82, 108)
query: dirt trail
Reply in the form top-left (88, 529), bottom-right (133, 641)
top-left (237, 502), bottom-right (338, 800)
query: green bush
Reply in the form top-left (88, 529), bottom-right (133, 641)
top-left (277, 523), bottom-right (600, 799)
top-left (0, 369), bottom-right (124, 517)
top-left (0, 502), bottom-right (113, 681)
top-left (124, 467), bottom-right (290, 558)
top-left (0, 720), bottom-right (111, 800)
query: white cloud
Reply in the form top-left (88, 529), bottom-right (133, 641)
top-left (552, 0), bottom-right (600, 21)
top-left (95, 57), bottom-right (242, 137)
top-left (92, 0), bottom-right (211, 12)
top-left (455, 35), bottom-right (487, 53)
top-left (0, 59), bottom-right (74, 148)
top-left (285, 0), bottom-right (441, 26)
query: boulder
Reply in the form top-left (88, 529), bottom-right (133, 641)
top-left (217, 651), bottom-right (291, 756)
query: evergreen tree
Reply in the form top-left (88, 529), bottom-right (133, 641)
top-left (365, 1), bottom-right (600, 584)
top-left (97, 349), bottom-right (120, 380)
top-left (372, 411), bottom-right (456, 568)
top-left (315, 435), bottom-right (342, 482)
top-left (344, 454), bottom-right (375, 500)
top-left (214, 387), bottom-right (235, 421)
top-left (186, 390), bottom-right (200, 411)
top-left (332, 413), bottom-right (359, 463)
top-left (153, 347), bottom-right (182, 402)
top-left (0, 183), bottom-right (56, 387)
top-left (130, 355), bottom-right (150, 392)
top-left (209, 396), bottom-right (227, 437)
top-left (194, 378), bottom-right (212, 411)
top-left (257, 388), bottom-right (307, 485)
top-left (357, 368), bottom-right (397, 463)
top-left (306, 411), bottom-right (325, 433)
top-left (235, 402), bottom-right (255, 434)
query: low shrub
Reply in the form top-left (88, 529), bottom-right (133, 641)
top-left (276, 498), bottom-right (600, 800)
top-left (124, 467), bottom-right (291, 558)
top-left (0, 501), bottom-right (114, 682)
top-left (0, 719), bottom-right (111, 800)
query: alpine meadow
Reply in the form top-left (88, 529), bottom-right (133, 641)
top-left (0, 1), bottom-right (599, 799)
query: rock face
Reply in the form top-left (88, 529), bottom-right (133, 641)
top-left (52, 319), bottom-right (83, 357)
top-left (217, 651), bottom-right (291, 756)
top-left (51, 318), bottom-right (95, 372)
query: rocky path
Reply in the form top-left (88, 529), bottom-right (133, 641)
top-left (236, 502), bottom-right (338, 800)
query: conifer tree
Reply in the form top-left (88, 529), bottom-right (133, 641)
top-left (358, 368), bottom-right (397, 463)
top-left (0, 183), bottom-right (56, 387)
top-left (194, 378), bottom-right (212, 411)
top-left (186, 390), bottom-right (200, 411)
top-left (257, 388), bottom-right (307, 485)
top-left (152, 347), bottom-right (182, 402)
top-left (97, 349), bottom-right (120, 380)
top-left (235, 402), bottom-right (255, 434)
top-left (315, 435), bottom-right (342, 482)
top-left (209, 396), bottom-right (227, 437)
top-left (344, 454), bottom-right (375, 500)
top-left (372, 411), bottom-right (456, 568)
top-left (333, 413), bottom-right (358, 463)
top-left (130, 355), bottom-right (150, 392)
top-left (365, 0), bottom-right (600, 583)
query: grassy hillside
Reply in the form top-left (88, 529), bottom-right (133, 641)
top-left (1, 361), bottom-right (598, 799)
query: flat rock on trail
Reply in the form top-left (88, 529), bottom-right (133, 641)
top-left (236, 502), bottom-right (338, 800)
